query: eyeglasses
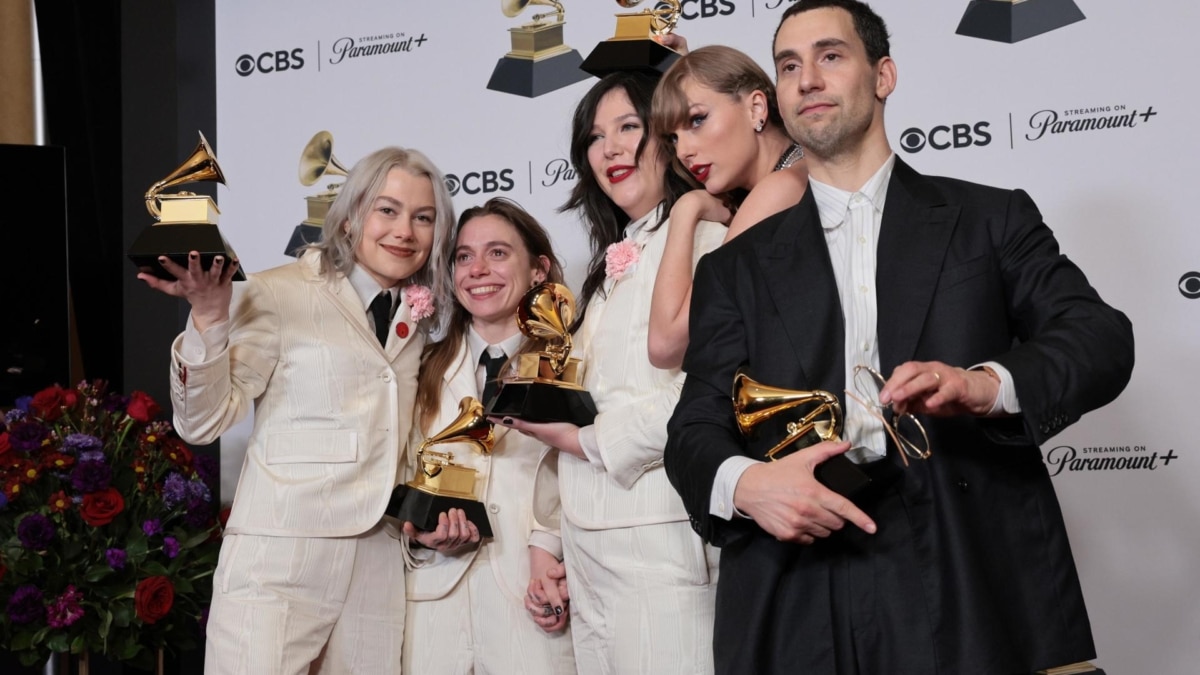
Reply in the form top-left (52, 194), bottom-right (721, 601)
top-left (843, 365), bottom-right (932, 465)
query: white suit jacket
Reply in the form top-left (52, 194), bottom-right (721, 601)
top-left (558, 208), bottom-right (725, 529)
top-left (170, 251), bottom-right (425, 538)
top-left (405, 340), bottom-right (561, 604)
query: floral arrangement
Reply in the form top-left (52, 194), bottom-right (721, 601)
top-left (604, 239), bottom-right (641, 281)
top-left (0, 381), bottom-right (221, 669)
top-left (406, 283), bottom-right (435, 321)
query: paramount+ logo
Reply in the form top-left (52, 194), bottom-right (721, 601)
top-left (444, 169), bottom-right (516, 197)
top-left (235, 48), bottom-right (305, 77)
top-left (899, 122), bottom-right (992, 153)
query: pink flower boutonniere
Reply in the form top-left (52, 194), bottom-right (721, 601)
top-left (406, 284), bottom-right (435, 321)
top-left (605, 240), bottom-right (641, 281)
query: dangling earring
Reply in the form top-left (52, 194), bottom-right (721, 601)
top-left (754, 119), bottom-right (765, 133)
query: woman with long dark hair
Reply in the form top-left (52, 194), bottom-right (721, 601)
top-left (498, 71), bottom-right (724, 675)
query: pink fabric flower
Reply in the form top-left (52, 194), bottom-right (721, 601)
top-left (605, 240), bottom-right (641, 280)
top-left (46, 585), bottom-right (84, 628)
top-left (406, 284), bottom-right (435, 321)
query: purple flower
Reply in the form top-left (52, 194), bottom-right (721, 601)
top-left (15, 395), bottom-right (33, 412)
top-left (101, 393), bottom-right (128, 412)
top-left (0, 492), bottom-right (8, 510)
top-left (17, 513), bottom-right (55, 550)
top-left (194, 454), bottom-right (219, 492)
top-left (106, 548), bottom-right (127, 569)
top-left (184, 498), bottom-right (214, 528)
top-left (79, 450), bottom-right (105, 463)
top-left (62, 433), bottom-right (103, 454)
top-left (70, 459), bottom-right (111, 493)
top-left (3, 408), bottom-right (25, 424)
top-left (163, 537), bottom-right (180, 559)
top-left (46, 586), bottom-right (84, 628)
top-left (8, 420), bottom-right (49, 451)
top-left (163, 472), bottom-right (189, 508)
top-left (6, 585), bottom-right (44, 624)
top-left (142, 518), bottom-right (162, 537)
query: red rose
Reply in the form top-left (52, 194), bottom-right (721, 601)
top-left (80, 488), bottom-right (125, 526)
top-left (0, 432), bottom-right (10, 456)
top-left (62, 389), bottom-right (79, 408)
top-left (134, 576), bottom-right (175, 624)
top-left (31, 385), bottom-right (67, 421)
top-left (126, 391), bottom-right (162, 423)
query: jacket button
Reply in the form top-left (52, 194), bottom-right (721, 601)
top-left (488, 503), bottom-right (500, 514)
top-left (957, 478), bottom-right (969, 493)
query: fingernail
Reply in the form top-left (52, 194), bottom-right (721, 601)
top-left (189, 253), bottom-right (198, 259)
top-left (502, 417), bottom-right (514, 425)
top-left (554, 606), bottom-right (563, 616)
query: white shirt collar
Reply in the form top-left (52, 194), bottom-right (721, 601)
top-left (466, 325), bottom-right (524, 367)
top-left (623, 203), bottom-right (665, 242)
top-left (808, 154), bottom-right (897, 230)
top-left (348, 264), bottom-right (397, 312)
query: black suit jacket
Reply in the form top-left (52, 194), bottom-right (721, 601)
top-left (665, 159), bottom-right (1134, 674)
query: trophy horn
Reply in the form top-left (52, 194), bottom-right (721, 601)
top-left (614, 0), bottom-right (680, 34)
top-left (421, 397), bottom-right (496, 458)
top-left (732, 370), bottom-right (843, 460)
top-left (298, 130), bottom-right (349, 188)
top-left (517, 283), bottom-right (575, 375)
top-left (500, 0), bottom-right (564, 23)
top-left (144, 131), bottom-right (226, 219)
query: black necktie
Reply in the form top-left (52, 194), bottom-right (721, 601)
top-left (368, 292), bottom-right (391, 346)
top-left (480, 350), bottom-right (507, 404)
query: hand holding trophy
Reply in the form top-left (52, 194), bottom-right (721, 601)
top-left (581, 0), bottom-right (683, 76)
top-left (484, 282), bottom-right (598, 426)
top-left (128, 131), bottom-right (245, 281)
top-left (389, 397), bottom-right (497, 538)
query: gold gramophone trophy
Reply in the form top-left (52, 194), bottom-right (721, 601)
top-left (733, 370), bottom-right (880, 500)
top-left (389, 397), bottom-right (496, 538)
top-left (285, 131), bottom-right (349, 257)
top-left (580, 0), bottom-right (682, 77)
top-left (484, 282), bottom-right (598, 426)
top-left (956, 0), bottom-right (1084, 43)
top-left (486, 0), bottom-right (589, 98)
top-left (128, 131), bottom-right (245, 281)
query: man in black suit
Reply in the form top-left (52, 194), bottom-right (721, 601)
top-left (664, 1), bottom-right (1134, 673)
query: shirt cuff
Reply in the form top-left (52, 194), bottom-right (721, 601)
top-left (578, 425), bottom-right (604, 468)
top-left (709, 455), bottom-right (761, 520)
top-left (528, 531), bottom-right (563, 561)
top-left (180, 315), bottom-right (230, 363)
top-left (973, 361), bottom-right (1021, 416)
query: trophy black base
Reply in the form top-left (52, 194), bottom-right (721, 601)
top-left (487, 49), bottom-right (588, 98)
top-left (485, 381), bottom-right (597, 426)
top-left (580, 40), bottom-right (681, 77)
top-left (956, 0), bottom-right (1085, 43)
top-left (387, 485), bottom-right (494, 538)
top-left (814, 453), bottom-right (902, 504)
top-left (128, 223), bottom-right (247, 281)
top-left (285, 223), bottom-right (322, 258)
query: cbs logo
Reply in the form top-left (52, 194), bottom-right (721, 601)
top-left (681, 0), bottom-right (735, 19)
top-left (444, 170), bottom-right (516, 197)
top-left (1180, 271), bottom-right (1200, 299)
top-left (235, 49), bottom-right (305, 77)
top-left (899, 122), bottom-right (992, 153)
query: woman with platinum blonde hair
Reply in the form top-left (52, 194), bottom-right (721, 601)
top-left (139, 145), bottom-right (477, 674)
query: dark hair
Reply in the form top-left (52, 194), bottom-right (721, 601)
top-left (560, 71), bottom-right (694, 329)
top-left (775, 0), bottom-right (891, 65)
top-left (415, 197), bottom-right (564, 432)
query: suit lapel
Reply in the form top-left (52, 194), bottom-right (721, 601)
top-left (312, 262), bottom-right (381, 349)
top-left (875, 159), bottom-right (961, 373)
top-left (754, 190), bottom-right (845, 389)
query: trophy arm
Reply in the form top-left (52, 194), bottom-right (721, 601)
top-left (763, 402), bottom-right (843, 461)
top-left (144, 182), bottom-right (166, 219)
top-left (652, 1), bottom-right (681, 35)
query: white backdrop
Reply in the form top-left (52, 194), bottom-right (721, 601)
top-left (214, 1), bottom-right (1200, 672)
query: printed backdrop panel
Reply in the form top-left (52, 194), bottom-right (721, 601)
top-left (216, 2), bottom-right (1200, 672)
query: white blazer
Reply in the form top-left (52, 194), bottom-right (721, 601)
top-left (558, 209), bottom-right (726, 530)
top-left (170, 251), bottom-right (425, 538)
top-left (405, 340), bottom-right (561, 605)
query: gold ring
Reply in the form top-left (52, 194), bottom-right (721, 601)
top-left (932, 371), bottom-right (941, 383)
